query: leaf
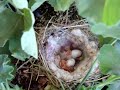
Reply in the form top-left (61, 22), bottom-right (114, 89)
top-left (29, 0), bottom-right (46, 11)
top-left (21, 8), bottom-right (38, 59)
top-left (98, 44), bottom-right (120, 75)
top-left (76, 85), bottom-right (99, 90)
top-left (0, 82), bottom-right (23, 90)
top-left (0, 0), bottom-right (7, 13)
top-left (75, 0), bottom-right (120, 25)
top-left (0, 55), bottom-right (14, 83)
top-left (76, 85), bottom-right (87, 90)
top-left (22, 8), bottom-right (35, 31)
top-left (114, 40), bottom-right (120, 55)
top-left (21, 27), bottom-right (38, 59)
top-left (91, 22), bottom-right (120, 40)
top-left (75, 0), bottom-right (105, 22)
top-left (107, 80), bottom-right (120, 90)
top-left (96, 75), bottom-right (120, 89)
top-left (44, 85), bottom-right (59, 90)
top-left (0, 8), bottom-right (37, 59)
top-left (0, 9), bottom-right (23, 47)
top-left (9, 35), bottom-right (30, 61)
top-left (11, 0), bottom-right (28, 9)
top-left (48, 0), bottom-right (74, 11)
top-left (0, 41), bottom-right (10, 55)
top-left (98, 36), bottom-right (114, 47)
top-left (102, 0), bottom-right (120, 25)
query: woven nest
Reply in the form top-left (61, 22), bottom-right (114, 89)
top-left (38, 19), bottom-right (98, 82)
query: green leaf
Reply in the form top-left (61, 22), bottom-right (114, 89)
top-left (0, 9), bottom-right (23, 47)
top-left (76, 85), bottom-right (99, 90)
top-left (0, 55), bottom-right (14, 83)
top-left (10, 0), bottom-right (28, 9)
top-left (48, 0), bottom-right (74, 11)
top-left (102, 0), bottom-right (120, 25)
top-left (96, 75), bottom-right (120, 89)
top-left (44, 85), bottom-right (59, 90)
top-left (21, 8), bottom-right (38, 59)
top-left (76, 85), bottom-right (87, 90)
top-left (98, 44), bottom-right (120, 75)
top-left (9, 35), bottom-right (30, 61)
top-left (91, 22), bottom-right (120, 40)
top-left (0, 0), bottom-right (7, 13)
top-left (29, 0), bottom-right (46, 11)
top-left (98, 36), bottom-right (114, 47)
top-left (75, 0), bottom-right (105, 22)
top-left (75, 0), bottom-right (120, 25)
top-left (21, 27), bottom-right (38, 59)
top-left (0, 82), bottom-right (23, 90)
top-left (22, 8), bottom-right (35, 31)
top-left (114, 40), bottom-right (120, 55)
top-left (0, 41), bottom-right (10, 55)
top-left (107, 80), bottom-right (120, 90)
top-left (0, 2), bottom-right (38, 60)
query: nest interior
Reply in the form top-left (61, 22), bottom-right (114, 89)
top-left (34, 1), bottom-right (99, 85)
top-left (38, 18), bottom-right (98, 82)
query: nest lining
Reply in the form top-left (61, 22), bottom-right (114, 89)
top-left (40, 25), bottom-right (98, 82)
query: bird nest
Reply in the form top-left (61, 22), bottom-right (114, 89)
top-left (38, 19), bottom-right (98, 82)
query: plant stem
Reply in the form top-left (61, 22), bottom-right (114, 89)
top-left (111, 39), bottom-right (117, 45)
top-left (76, 57), bottom-right (98, 89)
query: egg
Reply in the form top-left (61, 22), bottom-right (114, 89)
top-left (66, 58), bottom-right (75, 67)
top-left (71, 49), bottom-right (82, 59)
top-left (59, 59), bottom-right (74, 72)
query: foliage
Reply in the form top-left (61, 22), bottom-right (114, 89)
top-left (10, 0), bottom-right (28, 9)
top-left (0, 0), bottom-right (38, 60)
top-left (21, 26), bottom-right (38, 59)
top-left (0, 82), bottom-right (23, 90)
top-left (96, 75), bottom-right (120, 89)
top-left (107, 80), bottom-right (120, 90)
top-left (0, 0), bottom-right (120, 89)
top-left (0, 0), bottom-right (38, 89)
top-left (9, 35), bottom-right (30, 61)
top-left (77, 75), bottom-right (120, 90)
top-left (0, 9), bottom-right (23, 47)
top-left (75, 0), bottom-right (105, 23)
top-left (75, 0), bottom-right (120, 25)
top-left (102, 0), bottom-right (120, 25)
top-left (91, 22), bottom-right (120, 40)
top-left (29, 0), bottom-right (75, 11)
top-left (0, 55), bottom-right (14, 83)
top-left (74, 0), bottom-right (120, 89)
top-left (98, 44), bottom-right (120, 75)
top-left (48, 0), bottom-right (75, 11)
top-left (29, 0), bottom-right (47, 11)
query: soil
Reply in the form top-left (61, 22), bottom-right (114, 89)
top-left (11, 2), bottom-right (99, 90)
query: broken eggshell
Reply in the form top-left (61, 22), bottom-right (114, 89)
top-left (41, 28), bottom-right (98, 82)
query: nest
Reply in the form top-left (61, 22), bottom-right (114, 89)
top-left (38, 18), bottom-right (98, 82)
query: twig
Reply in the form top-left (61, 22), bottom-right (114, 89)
top-left (28, 69), bottom-right (33, 90)
top-left (65, 10), bottom-right (69, 25)
top-left (15, 60), bottom-right (19, 67)
top-left (17, 58), bottom-right (33, 71)
top-left (85, 75), bottom-right (110, 83)
top-left (51, 24), bottom-right (89, 30)
top-left (42, 17), bottom-right (54, 43)
top-left (62, 24), bottom-right (89, 29)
